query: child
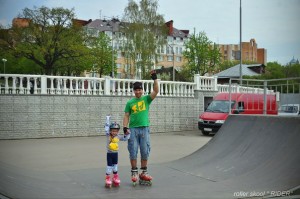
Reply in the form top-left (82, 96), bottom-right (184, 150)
top-left (104, 115), bottom-right (130, 188)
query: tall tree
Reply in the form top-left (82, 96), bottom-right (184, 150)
top-left (89, 32), bottom-right (115, 77)
top-left (183, 30), bottom-right (221, 76)
top-left (122, 0), bottom-right (167, 79)
top-left (2, 6), bottom-right (90, 75)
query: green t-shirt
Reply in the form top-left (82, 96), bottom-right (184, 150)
top-left (124, 95), bottom-right (153, 128)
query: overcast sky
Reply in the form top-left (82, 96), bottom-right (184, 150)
top-left (0, 0), bottom-right (299, 65)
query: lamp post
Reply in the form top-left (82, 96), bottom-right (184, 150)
top-left (2, 58), bottom-right (7, 74)
top-left (92, 64), bottom-right (96, 77)
top-left (168, 44), bottom-right (175, 81)
top-left (111, 25), bottom-right (114, 78)
top-left (172, 48), bottom-right (175, 81)
top-left (239, 0), bottom-right (242, 84)
top-left (106, 18), bottom-right (117, 78)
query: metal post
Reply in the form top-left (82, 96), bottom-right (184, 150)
top-left (172, 48), bottom-right (175, 81)
top-left (168, 44), bottom-right (175, 81)
top-left (2, 58), bottom-right (7, 74)
top-left (239, 0), bottom-right (242, 84)
top-left (111, 25), bottom-right (114, 78)
top-left (229, 78), bottom-right (232, 114)
top-left (263, 80), bottom-right (267, 115)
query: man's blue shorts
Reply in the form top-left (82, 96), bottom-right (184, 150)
top-left (128, 127), bottom-right (151, 160)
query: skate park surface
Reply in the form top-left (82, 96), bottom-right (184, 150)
top-left (1, 115), bottom-right (300, 199)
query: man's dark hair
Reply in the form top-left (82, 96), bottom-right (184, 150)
top-left (133, 82), bottom-right (143, 90)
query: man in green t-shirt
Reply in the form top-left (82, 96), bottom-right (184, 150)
top-left (123, 71), bottom-right (159, 185)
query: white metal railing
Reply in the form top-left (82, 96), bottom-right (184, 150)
top-left (194, 74), bottom-right (218, 91)
top-left (218, 84), bottom-right (275, 94)
top-left (46, 76), bottom-right (106, 95)
top-left (160, 81), bottom-right (195, 97)
top-left (0, 74), bottom-right (200, 97)
top-left (0, 74), bottom-right (277, 97)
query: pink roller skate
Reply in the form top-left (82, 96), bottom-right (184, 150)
top-left (112, 173), bottom-right (120, 187)
top-left (131, 168), bottom-right (138, 186)
top-left (139, 170), bottom-right (152, 186)
top-left (105, 175), bottom-right (112, 188)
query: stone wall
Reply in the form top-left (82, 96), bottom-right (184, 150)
top-left (0, 91), bottom-right (216, 139)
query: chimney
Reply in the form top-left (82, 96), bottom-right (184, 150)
top-left (165, 20), bottom-right (173, 36)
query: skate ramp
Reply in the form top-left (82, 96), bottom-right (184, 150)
top-left (166, 115), bottom-right (300, 197)
top-left (1, 115), bottom-right (300, 199)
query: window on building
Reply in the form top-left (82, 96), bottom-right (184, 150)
top-left (176, 56), bottom-right (182, 62)
top-left (179, 47), bottom-right (182, 55)
top-left (158, 55), bottom-right (163, 62)
top-left (167, 56), bottom-right (173, 61)
top-left (166, 46), bottom-right (171, 54)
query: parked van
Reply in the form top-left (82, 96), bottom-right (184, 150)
top-left (198, 93), bottom-right (278, 135)
top-left (278, 104), bottom-right (300, 116)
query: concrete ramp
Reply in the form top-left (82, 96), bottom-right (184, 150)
top-left (168, 115), bottom-right (300, 197)
top-left (1, 115), bottom-right (300, 198)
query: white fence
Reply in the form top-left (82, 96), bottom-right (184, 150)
top-left (0, 74), bottom-right (275, 97)
top-left (0, 74), bottom-right (199, 97)
top-left (217, 84), bottom-right (274, 94)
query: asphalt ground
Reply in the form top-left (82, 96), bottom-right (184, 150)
top-left (1, 115), bottom-right (299, 199)
top-left (0, 130), bottom-right (210, 172)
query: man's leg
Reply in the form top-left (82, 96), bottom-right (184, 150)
top-left (139, 127), bottom-right (152, 181)
top-left (141, 159), bottom-right (147, 168)
top-left (131, 159), bottom-right (137, 168)
top-left (128, 128), bottom-right (138, 182)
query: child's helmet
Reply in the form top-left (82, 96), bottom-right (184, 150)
top-left (110, 122), bottom-right (120, 130)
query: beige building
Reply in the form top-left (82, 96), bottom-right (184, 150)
top-left (84, 18), bottom-right (189, 79)
top-left (218, 39), bottom-right (267, 65)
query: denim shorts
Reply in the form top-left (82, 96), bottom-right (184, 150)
top-left (128, 127), bottom-right (151, 160)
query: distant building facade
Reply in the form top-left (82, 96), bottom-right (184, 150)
top-left (218, 39), bottom-right (267, 65)
top-left (84, 18), bottom-right (189, 79)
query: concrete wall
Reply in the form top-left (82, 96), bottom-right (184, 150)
top-left (0, 91), bottom-right (216, 139)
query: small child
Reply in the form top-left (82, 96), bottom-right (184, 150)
top-left (104, 115), bottom-right (130, 188)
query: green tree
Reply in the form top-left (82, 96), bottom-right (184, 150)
top-left (122, 0), bottom-right (167, 79)
top-left (262, 61), bottom-right (285, 79)
top-left (1, 6), bottom-right (90, 75)
top-left (89, 32), bottom-right (115, 77)
top-left (284, 63), bottom-right (300, 78)
top-left (183, 30), bottom-right (221, 76)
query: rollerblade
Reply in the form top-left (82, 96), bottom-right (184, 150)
top-left (105, 175), bottom-right (112, 188)
top-left (139, 169), bottom-right (152, 186)
top-left (112, 173), bottom-right (120, 187)
top-left (131, 168), bottom-right (138, 186)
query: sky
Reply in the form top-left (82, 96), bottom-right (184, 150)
top-left (0, 0), bottom-right (299, 65)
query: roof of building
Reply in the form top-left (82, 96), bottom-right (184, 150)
top-left (72, 19), bottom-right (92, 27)
top-left (214, 64), bottom-right (263, 78)
top-left (171, 27), bottom-right (189, 38)
top-left (85, 18), bottom-right (189, 38)
top-left (85, 18), bottom-right (121, 32)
